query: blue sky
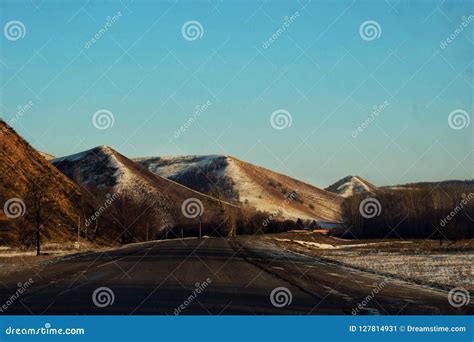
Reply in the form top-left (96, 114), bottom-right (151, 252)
top-left (0, 0), bottom-right (472, 187)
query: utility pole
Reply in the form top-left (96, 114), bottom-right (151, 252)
top-left (77, 216), bottom-right (81, 248)
top-left (199, 215), bottom-right (202, 238)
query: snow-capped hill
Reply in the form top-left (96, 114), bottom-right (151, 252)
top-left (133, 155), bottom-right (236, 200)
top-left (52, 147), bottom-right (237, 231)
top-left (135, 155), bottom-right (344, 222)
top-left (325, 176), bottom-right (377, 198)
top-left (52, 146), bottom-right (123, 188)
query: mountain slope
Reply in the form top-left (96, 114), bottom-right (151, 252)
top-left (52, 148), bottom-right (237, 237)
top-left (134, 155), bottom-right (344, 222)
top-left (325, 176), bottom-right (377, 198)
top-left (39, 151), bottom-right (55, 161)
top-left (0, 120), bottom-right (93, 245)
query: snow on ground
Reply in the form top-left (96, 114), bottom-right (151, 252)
top-left (327, 250), bottom-right (473, 292)
top-left (135, 155), bottom-right (223, 179)
top-left (275, 238), bottom-right (337, 249)
top-left (225, 158), bottom-right (315, 220)
top-left (225, 158), bottom-right (266, 206)
top-left (271, 236), bottom-right (473, 291)
top-left (274, 238), bottom-right (414, 250)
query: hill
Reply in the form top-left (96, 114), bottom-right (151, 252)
top-left (135, 155), bottom-right (344, 222)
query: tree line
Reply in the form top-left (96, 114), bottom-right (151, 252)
top-left (343, 185), bottom-right (474, 241)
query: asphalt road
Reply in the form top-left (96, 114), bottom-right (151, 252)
top-left (0, 236), bottom-right (471, 315)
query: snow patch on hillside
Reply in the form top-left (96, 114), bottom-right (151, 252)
top-left (134, 155), bottom-right (223, 179)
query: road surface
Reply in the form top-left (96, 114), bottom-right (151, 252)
top-left (0, 236), bottom-right (471, 315)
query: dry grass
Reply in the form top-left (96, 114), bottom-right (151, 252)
top-left (267, 231), bottom-right (474, 292)
top-left (0, 242), bottom-right (97, 275)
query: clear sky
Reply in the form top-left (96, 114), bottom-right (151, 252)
top-left (1, 0), bottom-right (472, 188)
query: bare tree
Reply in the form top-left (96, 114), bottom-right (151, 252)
top-left (207, 177), bottom-right (236, 237)
top-left (25, 175), bottom-right (53, 256)
top-left (107, 190), bottom-right (161, 244)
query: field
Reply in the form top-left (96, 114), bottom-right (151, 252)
top-left (266, 231), bottom-right (473, 292)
